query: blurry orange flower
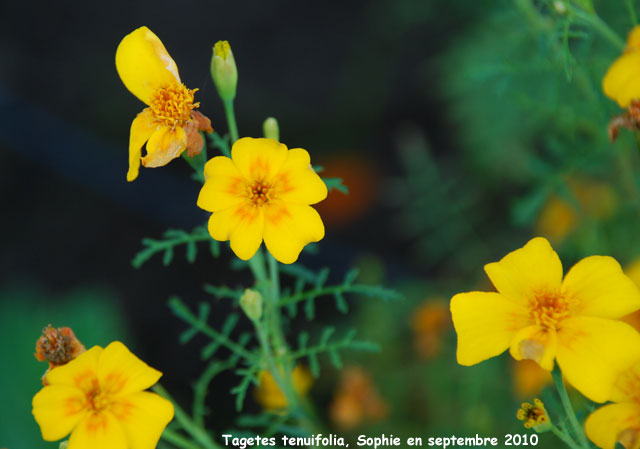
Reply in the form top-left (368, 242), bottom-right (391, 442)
top-left (116, 26), bottom-right (212, 182)
top-left (451, 237), bottom-right (640, 403)
top-left (35, 325), bottom-right (86, 380)
top-left (603, 26), bottom-right (640, 108)
top-left (197, 137), bottom-right (327, 263)
top-left (329, 366), bottom-right (388, 430)
top-left (32, 341), bottom-right (173, 449)
top-left (410, 299), bottom-right (451, 359)
top-left (512, 359), bottom-right (552, 398)
top-left (586, 358), bottom-right (640, 449)
top-left (254, 365), bottom-right (313, 411)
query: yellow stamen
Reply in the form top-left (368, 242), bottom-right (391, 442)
top-left (85, 380), bottom-right (111, 412)
top-left (148, 82), bottom-right (199, 128)
top-left (248, 180), bottom-right (272, 206)
top-left (516, 398), bottom-right (550, 430)
top-left (529, 291), bottom-right (572, 330)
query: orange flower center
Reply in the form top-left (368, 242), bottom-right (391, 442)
top-left (85, 381), bottom-right (111, 413)
top-left (149, 82), bottom-right (199, 128)
top-left (248, 180), bottom-right (272, 206)
top-left (529, 291), bottom-right (571, 330)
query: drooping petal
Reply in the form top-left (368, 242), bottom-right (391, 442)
top-left (97, 341), bottom-right (162, 397)
top-left (115, 26), bottom-right (180, 105)
top-left (509, 325), bottom-right (557, 371)
top-left (585, 403), bottom-right (640, 449)
top-left (32, 385), bottom-right (87, 441)
top-left (110, 392), bottom-right (174, 449)
top-left (127, 109), bottom-right (158, 182)
top-left (142, 126), bottom-right (187, 168)
top-left (272, 148), bottom-right (328, 205)
top-left (450, 291), bottom-right (529, 366)
top-left (231, 137), bottom-right (288, 182)
top-left (208, 201), bottom-right (265, 260)
top-left (484, 237), bottom-right (563, 303)
top-left (68, 412), bottom-right (127, 449)
top-left (556, 317), bottom-right (640, 403)
top-left (197, 156), bottom-right (246, 212)
top-left (46, 346), bottom-right (102, 390)
top-left (562, 255), bottom-right (640, 319)
top-left (263, 201), bottom-right (324, 264)
top-left (602, 52), bottom-right (640, 108)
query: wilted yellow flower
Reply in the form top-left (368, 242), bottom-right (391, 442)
top-left (116, 26), bottom-right (212, 181)
top-left (517, 398), bottom-right (551, 431)
top-left (450, 237), bottom-right (640, 402)
top-left (254, 365), bottom-right (313, 410)
top-left (410, 299), bottom-right (451, 359)
top-left (586, 359), bottom-right (640, 449)
top-left (32, 341), bottom-right (173, 449)
top-left (197, 137), bottom-right (327, 263)
top-left (603, 26), bottom-right (640, 108)
top-left (512, 359), bottom-right (552, 398)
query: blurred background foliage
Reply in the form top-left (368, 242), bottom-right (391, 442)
top-left (3, 0), bottom-right (640, 447)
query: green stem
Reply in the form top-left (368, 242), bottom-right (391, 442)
top-left (626, 0), bottom-right (638, 26)
top-left (550, 423), bottom-right (582, 449)
top-left (551, 367), bottom-right (590, 449)
top-left (569, 5), bottom-right (625, 50)
top-left (153, 384), bottom-right (222, 449)
top-left (162, 428), bottom-right (205, 449)
top-left (247, 247), bottom-right (268, 284)
top-left (223, 99), bottom-right (239, 143)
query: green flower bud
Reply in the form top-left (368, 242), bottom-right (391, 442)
top-left (240, 289), bottom-right (263, 321)
top-left (263, 117), bottom-right (280, 141)
top-left (211, 40), bottom-right (238, 102)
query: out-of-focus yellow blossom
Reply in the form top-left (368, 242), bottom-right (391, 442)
top-left (32, 341), bottom-right (173, 449)
top-left (116, 26), bottom-right (212, 182)
top-left (254, 365), bottom-right (313, 410)
top-left (329, 366), bottom-right (388, 430)
top-left (512, 359), bottom-right (552, 398)
top-left (535, 178), bottom-right (617, 244)
top-left (623, 259), bottom-right (640, 332)
top-left (603, 26), bottom-right (640, 108)
top-left (517, 398), bottom-right (551, 431)
top-left (586, 359), bottom-right (640, 449)
top-left (410, 299), bottom-right (451, 359)
top-left (450, 237), bottom-right (640, 403)
top-left (197, 137), bottom-right (327, 263)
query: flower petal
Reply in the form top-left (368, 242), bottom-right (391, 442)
top-left (562, 255), bottom-right (640, 319)
top-left (272, 148), bottom-right (328, 205)
top-left (509, 325), bottom-right (557, 371)
top-left (484, 237), bottom-right (563, 303)
top-left (263, 201), bottom-right (324, 264)
top-left (208, 201), bottom-right (265, 260)
top-left (557, 317), bottom-right (640, 403)
top-left (110, 392), bottom-right (174, 449)
top-left (32, 385), bottom-right (87, 441)
top-left (142, 126), bottom-right (187, 168)
top-left (127, 109), bottom-right (158, 182)
top-left (46, 346), bottom-right (102, 389)
top-left (585, 403), bottom-right (640, 449)
top-left (98, 341), bottom-right (162, 397)
top-left (603, 52), bottom-right (640, 108)
top-left (450, 291), bottom-right (529, 366)
top-left (197, 156), bottom-right (246, 212)
top-left (115, 26), bottom-right (180, 105)
top-left (231, 137), bottom-right (288, 182)
top-left (68, 412), bottom-right (127, 449)
top-left (610, 359), bottom-right (640, 403)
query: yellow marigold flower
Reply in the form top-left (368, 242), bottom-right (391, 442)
top-left (586, 358), bottom-right (640, 449)
top-left (254, 365), bottom-right (313, 410)
top-left (450, 237), bottom-right (640, 403)
top-left (603, 26), bottom-right (640, 108)
top-left (116, 26), bottom-right (213, 182)
top-left (517, 398), bottom-right (551, 432)
top-left (32, 341), bottom-right (174, 449)
top-left (197, 137), bottom-right (327, 264)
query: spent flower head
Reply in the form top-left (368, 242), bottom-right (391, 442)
top-left (517, 398), bottom-right (551, 432)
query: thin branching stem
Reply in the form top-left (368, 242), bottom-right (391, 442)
top-left (551, 367), bottom-right (591, 449)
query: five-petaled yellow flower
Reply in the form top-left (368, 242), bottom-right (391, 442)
top-left (603, 26), bottom-right (640, 108)
top-left (586, 358), bottom-right (640, 449)
top-left (116, 26), bottom-right (212, 182)
top-left (197, 137), bottom-right (327, 264)
top-left (32, 341), bottom-right (174, 449)
top-left (450, 237), bottom-right (640, 403)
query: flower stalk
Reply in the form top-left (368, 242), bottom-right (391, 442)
top-left (551, 366), bottom-right (591, 449)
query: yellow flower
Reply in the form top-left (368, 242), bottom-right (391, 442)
top-left (116, 26), bottom-right (212, 182)
top-left (254, 365), bottom-right (313, 410)
top-left (450, 237), bottom-right (640, 402)
top-left (512, 359), bottom-right (552, 399)
top-left (32, 341), bottom-right (174, 449)
top-left (586, 359), bottom-right (640, 449)
top-left (603, 26), bottom-right (640, 108)
top-left (516, 398), bottom-right (551, 431)
top-left (197, 137), bottom-right (327, 264)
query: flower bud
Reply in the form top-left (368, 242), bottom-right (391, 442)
top-left (211, 40), bottom-right (238, 102)
top-left (59, 441), bottom-right (69, 449)
top-left (263, 117), bottom-right (280, 141)
top-left (240, 289), bottom-right (263, 321)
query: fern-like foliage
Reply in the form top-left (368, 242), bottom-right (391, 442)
top-left (132, 226), bottom-right (220, 268)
